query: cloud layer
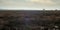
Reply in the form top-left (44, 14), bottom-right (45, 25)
top-left (0, 0), bottom-right (60, 9)
top-left (0, 0), bottom-right (56, 7)
top-left (30, 0), bottom-right (56, 5)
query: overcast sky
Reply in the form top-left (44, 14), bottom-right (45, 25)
top-left (0, 0), bottom-right (60, 10)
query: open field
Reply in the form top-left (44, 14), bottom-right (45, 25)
top-left (0, 10), bottom-right (60, 30)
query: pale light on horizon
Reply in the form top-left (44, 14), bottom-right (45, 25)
top-left (0, 0), bottom-right (60, 10)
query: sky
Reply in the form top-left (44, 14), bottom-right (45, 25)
top-left (0, 0), bottom-right (60, 10)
